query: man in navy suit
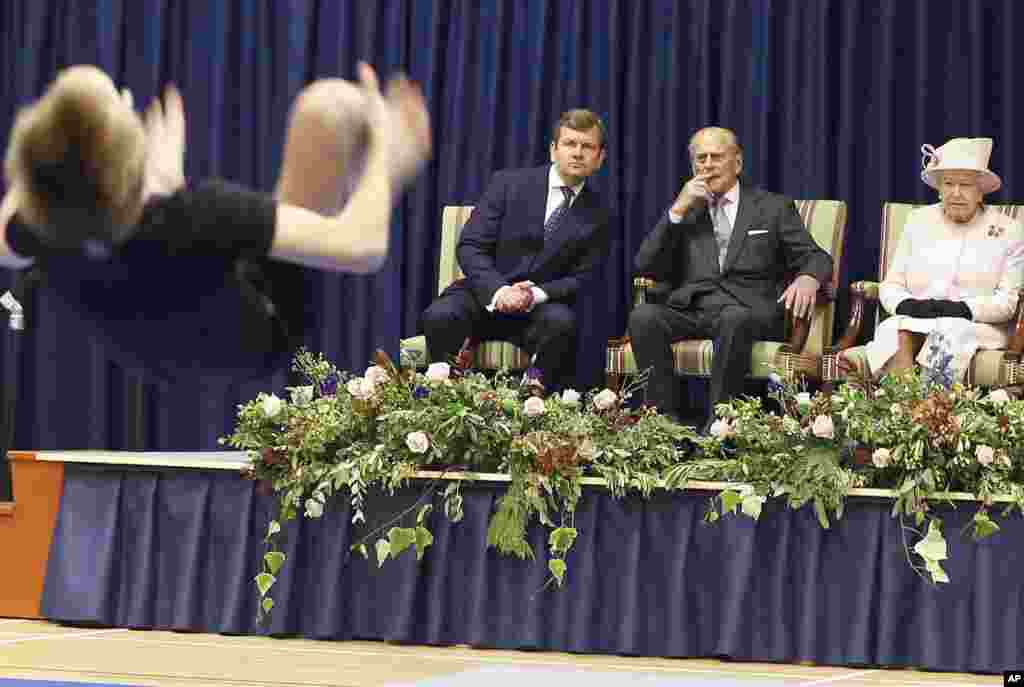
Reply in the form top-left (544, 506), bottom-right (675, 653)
top-left (630, 127), bottom-right (832, 427)
top-left (421, 109), bottom-right (611, 390)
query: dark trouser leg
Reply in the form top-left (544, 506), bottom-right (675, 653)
top-left (516, 303), bottom-right (576, 391)
top-left (709, 305), bottom-right (784, 410)
top-left (628, 303), bottom-right (707, 416)
top-left (420, 289), bottom-right (486, 364)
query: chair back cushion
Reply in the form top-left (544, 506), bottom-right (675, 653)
top-left (437, 206), bottom-right (474, 294)
top-left (793, 199), bottom-right (848, 355)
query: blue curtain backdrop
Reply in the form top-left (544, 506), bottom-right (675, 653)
top-left (1, 0), bottom-right (1022, 449)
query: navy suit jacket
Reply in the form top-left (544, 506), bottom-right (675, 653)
top-left (453, 165), bottom-right (611, 307)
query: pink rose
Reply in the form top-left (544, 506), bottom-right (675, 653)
top-left (986, 389), bottom-right (1011, 405)
top-left (425, 362), bottom-right (451, 382)
top-left (523, 396), bottom-right (546, 417)
top-left (709, 418), bottom-right (734, 439)
top-left (871, 447), bottom-right (891, 468)
top-left (405, 431), bottom-right (430, 454)
top-left (811, 414), bottom-right (835, 439)
top-left (976, 445), bottom-right (995, 466)
top-left (593, 389), bottom-right (618, 411)
top-left (364, 365), bottom-right (389, 388)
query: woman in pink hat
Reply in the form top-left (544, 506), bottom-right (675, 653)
top-left (840, 138), bottom-right (1024, 385)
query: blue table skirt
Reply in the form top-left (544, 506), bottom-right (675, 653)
top-left (41, 464), bottom-right (1023, 673)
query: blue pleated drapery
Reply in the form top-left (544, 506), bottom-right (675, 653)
top-left (41, 464), bottom-right (1023, 674)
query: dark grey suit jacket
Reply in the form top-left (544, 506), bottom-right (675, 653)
top-left (634, 185), bottom-right (832, 312)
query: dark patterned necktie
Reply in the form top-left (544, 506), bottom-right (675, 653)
top-left (544, 186), bottom-right (575, 236)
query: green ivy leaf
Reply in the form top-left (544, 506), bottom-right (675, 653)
top-left (548, 527), bottom-right (578, 556)
top-left (267, 520), bottom-right (281, 539)
top-left (388, 526), bottom-right (418, 558)
top-left (351, 543), bottom-right (369, 559)
top-left (263, 551), bottom-right (286, 575)
top-left (720, 490), bottom-right (742, 516)
top-left (444, 492), bottom-right (464, 523)
top-left (913, 519), bottom-right (949, 584)
top-left (548, 559), bottom-right (567, 587)
top-left (414, 526), bottom-right (434, 561)
top-left (261, 597), bottom-right (274, 614)
top-left (375, 538), bottom-right (391, 568)
top-left (813, 499), bottom-right (830, 530)
top-left (417, 504), bottom-right (433, 526)
top-left (970, 510), bottom-right (1001, 541)
top-left (255, 572), bottom-right (276, 597)
top-left (741, 494), bottom-right (764, 520)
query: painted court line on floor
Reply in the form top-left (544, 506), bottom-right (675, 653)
top-left (0, 628), bottom-right (127, 646)
top-left (93, 635), bottom-right (845, 681)
top-left (799, 669), bottom-right (878, 685)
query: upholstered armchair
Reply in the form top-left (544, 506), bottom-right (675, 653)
top-left (606, 199), bottom-right (848, 389)
top-left (824, 202), bottom-right (1024, 387)
top-left (399, 206), bottom-right (531, 372)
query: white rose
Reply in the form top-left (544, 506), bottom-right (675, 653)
top-left (593, 389), bottom-right (618, 411)
top-left (782, 416), bottom-right (801, 435)
top-left (261, 393), bottom-right (284, 419)
top-left (405, 431), bottom-right (430, 454)
top-left (811, 414), bottom-right (835, 439)
top-left (346, 378), bottom-right (375, 401)
top-left (976, 445), bottom-right (995, 466)
top-left (871, 447), bottom-right (892, 468)
top-left (364, 365), bottom-right (390, 389)
top-left (304, 498), bottom-right (325, 519)
top-left (523, 396), bottom-right (547, 417)
top-left (986, 389), bottom-right (1011, 405)
top-left (425, 362), bottom-right (451, 382)
top-left (795, 392), bottom-right (812, 407)
top-left (709, 418), bottom-right (734, 439)
top-left (560, 389), bottom-right (581, 407)
top-left (289, 385), bottom-right (314, 406)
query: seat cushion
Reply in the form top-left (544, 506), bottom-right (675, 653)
top-left (836, 345), bottom-right (1010, 387)
top-left (607, 339), bottom-right (787, 379)
top-left (399, 335), bottom-right (530, 371)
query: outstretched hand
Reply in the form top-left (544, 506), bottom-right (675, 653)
top-left (143, 85), bottom-right (186, 198)
top-left (356, 62), bottom-right (431, 190)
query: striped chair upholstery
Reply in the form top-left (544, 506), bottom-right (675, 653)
top-left (607, 199), bottom-right (848, 381)
top-left (399, 206), bottom-right (531, 371)
top-left (830, 203), bottom-right (1024, 387)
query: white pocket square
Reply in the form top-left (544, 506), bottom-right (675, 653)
top-left (748, 229), bottom-right (770, 235)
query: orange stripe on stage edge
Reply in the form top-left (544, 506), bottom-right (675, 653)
top-left (0, 451), bottom-right (63, 619)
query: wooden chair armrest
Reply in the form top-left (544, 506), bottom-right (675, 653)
top-left (1005, 295), bottom-right (1024, 354)
top-left (831, 280), bottom-right (881, 353)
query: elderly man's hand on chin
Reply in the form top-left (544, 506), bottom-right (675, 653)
top-left (779, 274), bottom-right (820, 320)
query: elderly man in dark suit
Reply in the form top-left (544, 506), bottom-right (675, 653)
top-left (421, 109), bottom-right (611, 390)
top-left (630, 126), bottom-right (832, 428)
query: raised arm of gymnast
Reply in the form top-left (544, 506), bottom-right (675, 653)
top-left (0, 62), bottom-right (431, 273)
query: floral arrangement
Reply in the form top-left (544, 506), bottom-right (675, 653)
top-left (693, 369), bottom-right (1024, 582)
top-left (222, 349), bottom-right (692, 616)
top-left (222, 351), bottom-right (1024, 616)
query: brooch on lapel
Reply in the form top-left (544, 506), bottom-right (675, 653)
top-left (988, 225), bottom-right (1005, 238)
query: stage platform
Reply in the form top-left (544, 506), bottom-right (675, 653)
top-left (2, 451), bottom-right (1022, 675)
